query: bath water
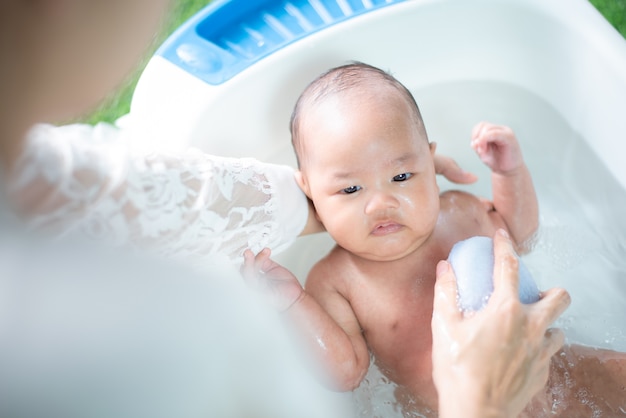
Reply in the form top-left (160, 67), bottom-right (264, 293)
top-left (347, 80), bottom-right (626, 417)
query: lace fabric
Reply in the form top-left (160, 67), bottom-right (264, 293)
top-left (7, 123), bottom-right (308, 265)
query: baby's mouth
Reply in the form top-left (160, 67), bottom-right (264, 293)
top-left (371, 222), bottom-right (403, 236)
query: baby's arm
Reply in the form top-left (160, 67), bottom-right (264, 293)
top-left (242, 249), bottom-right (370, 391)
top-left (471, 122), bottom-right (538, 251)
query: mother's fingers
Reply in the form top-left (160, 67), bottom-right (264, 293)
top-left (543, 328), bottom-right (566, 358)
top-left (491, 229), bottom-right (520, 298)
top-left (433, 153), bottom-right (478, 185)
top-left (432, 260), bottom-right (463, 323)
top-left (533, 287), bottom-right (571, 328)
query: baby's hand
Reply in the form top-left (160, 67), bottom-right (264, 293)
top-left (242, 248), bottom-right (304, 312)
top-left (471, 122), bottom-right (524, 175)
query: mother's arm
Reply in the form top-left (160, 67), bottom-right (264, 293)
top-left (6, 123), bottom-right (308, 264)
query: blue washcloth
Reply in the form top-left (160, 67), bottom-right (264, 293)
top-left (448, 236), bottom-right (540, 312)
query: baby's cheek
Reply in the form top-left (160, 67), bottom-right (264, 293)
top-left (321, 211), bottom-right (355, 240)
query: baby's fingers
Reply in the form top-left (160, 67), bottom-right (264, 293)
top-left (472, 122), bottom-right (511, 140)
top-left (471, 123), bottom-right (514, 151)
top-left (241, 248), bottom-right (271, 282)
top-left (471, 121), bottom-right (491, 140)
top-left (242, 249), bottom-right (255, 270)
top-left (256, 248), bottom-right (274, 273)
top-left (241, 249), bottom-right (259, 281)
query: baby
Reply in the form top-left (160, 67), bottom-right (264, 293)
top-left (244, 62), bottom-right (626, 416)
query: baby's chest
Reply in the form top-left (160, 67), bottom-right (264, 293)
top-left (359, 297), bottom-right (434, 379)
top-left (353, 279), bottom-right (434, 357)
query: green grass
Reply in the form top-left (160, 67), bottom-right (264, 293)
top-left (590, 0), bottom-right (626, 38)
top-left (82, 0), bottom-right (626, 125)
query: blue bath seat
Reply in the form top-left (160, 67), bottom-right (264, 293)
top-left (157, 0), bottom-right (405, 85)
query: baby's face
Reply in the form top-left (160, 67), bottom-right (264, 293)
top-left (297, 91), bottom-right (440, 261)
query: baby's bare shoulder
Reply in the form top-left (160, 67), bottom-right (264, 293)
top-left (306, 246), bottom-right (358, 295)
top-left (439, 189), bottom-right (482, 205)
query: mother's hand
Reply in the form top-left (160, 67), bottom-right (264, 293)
top-left (431, 229), bottom-right (571, 418)
top-left (433, 146), bottom-right (478, 184)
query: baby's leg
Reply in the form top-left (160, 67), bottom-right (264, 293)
top-left (523, 344), bottom-right (626, 416)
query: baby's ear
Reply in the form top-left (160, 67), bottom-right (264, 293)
top-left (429, 141), bottom-right (437, 157)
top-left (294, 170), bottom-right (311, 198)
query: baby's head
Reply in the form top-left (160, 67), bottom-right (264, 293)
top-left (290, 62), bottom-right (428, 169)
top-left (290, 62), bottom-right (440, 261)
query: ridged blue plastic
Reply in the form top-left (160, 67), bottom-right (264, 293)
top-left (156, 0), bottom-right (406, 85)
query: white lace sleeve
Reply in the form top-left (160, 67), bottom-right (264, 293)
top-left (8, 123), bottom-right (308, 264)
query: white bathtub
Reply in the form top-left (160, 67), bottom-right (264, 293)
top-left (131, 0), bottom-right (626, 350)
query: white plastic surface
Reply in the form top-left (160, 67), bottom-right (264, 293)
top-left (130, 0), bottom-right (626, 284)
top-left (131, 0), bottom-right (626, 188)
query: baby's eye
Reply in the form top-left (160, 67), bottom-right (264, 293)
top-left (393, 173), bottom-right (413, 182)
top-left (341, 185), bottom-right (362, 194)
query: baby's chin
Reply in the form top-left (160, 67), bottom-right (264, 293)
top-left (347, 241), bottom-right (423, 263)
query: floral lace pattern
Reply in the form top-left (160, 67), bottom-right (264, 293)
top-left (7, 123), bottom-right (306, 266)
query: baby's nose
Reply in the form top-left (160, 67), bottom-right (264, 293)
top-left (364, 190), bottom-right (400, 215)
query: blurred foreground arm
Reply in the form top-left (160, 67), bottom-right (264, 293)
top-left (7, 123), bottom-right (308, 264)
top-left (431, 229), bottom-right (570, 418)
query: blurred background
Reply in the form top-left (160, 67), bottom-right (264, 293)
top-left (81, 0), bottom-right (626, 125)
